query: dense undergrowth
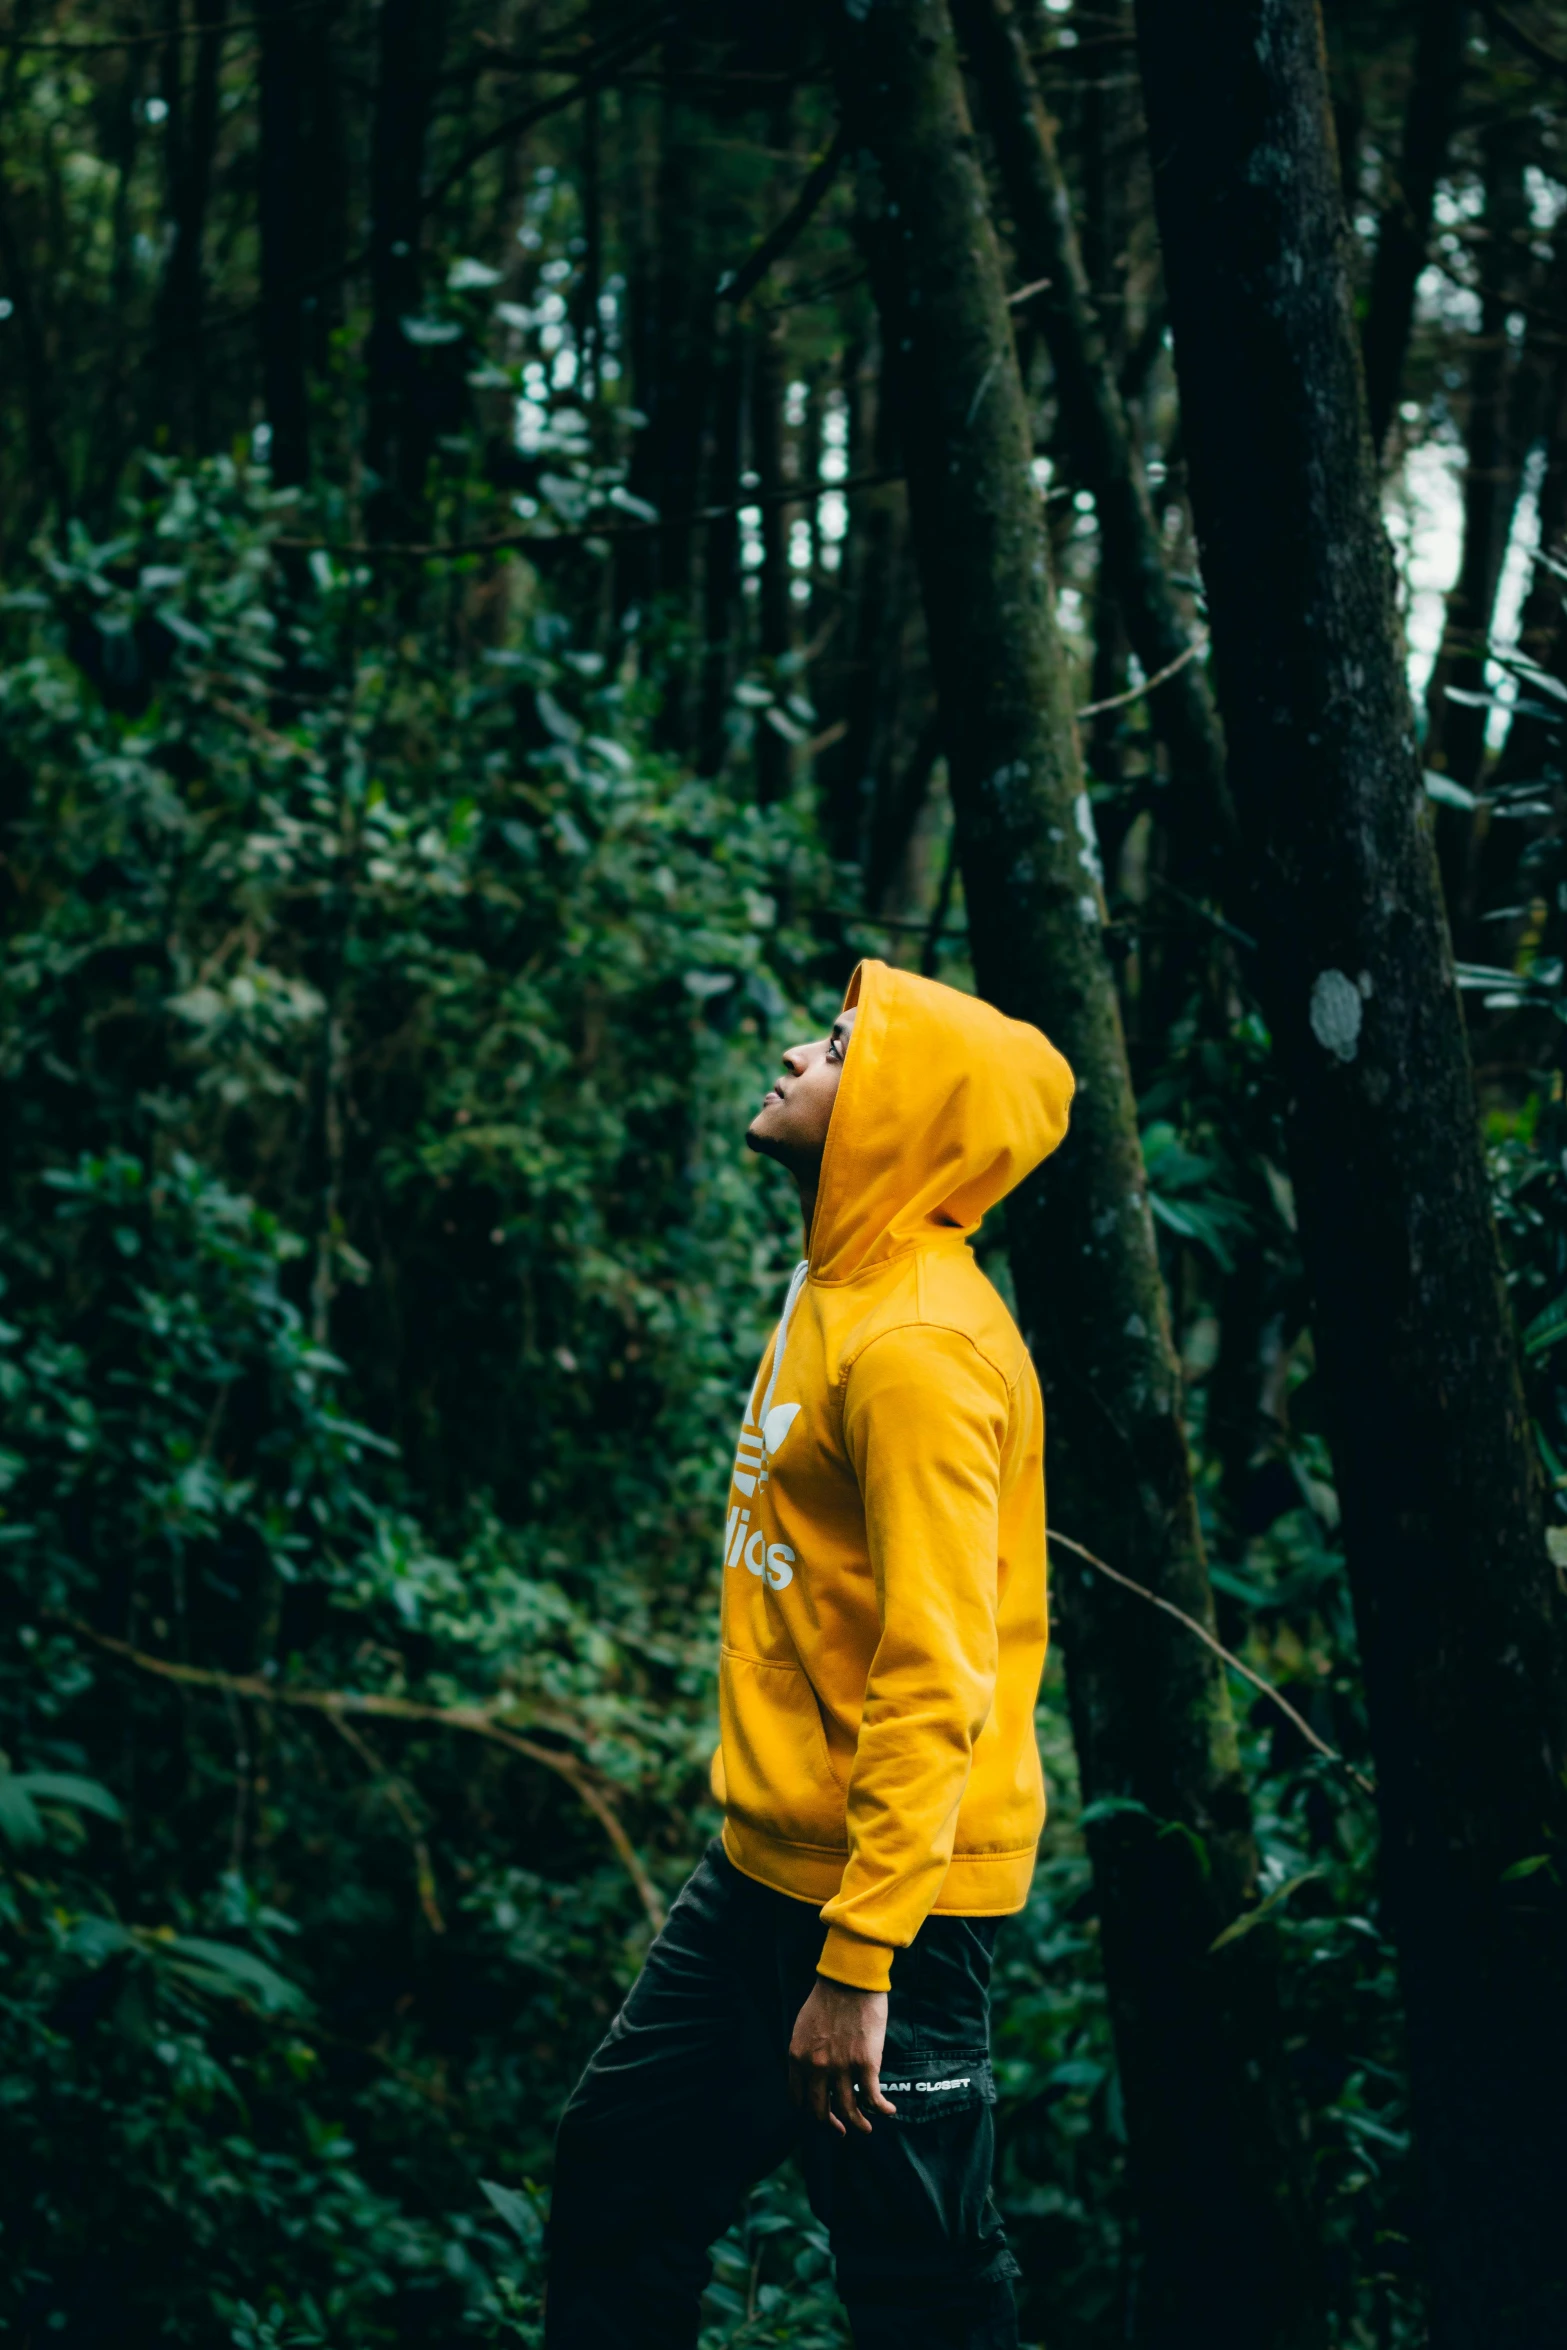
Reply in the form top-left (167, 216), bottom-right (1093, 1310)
top-left (3, 462), bottom-right (1563, 2348)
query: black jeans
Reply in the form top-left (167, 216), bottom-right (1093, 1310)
top-left (545, 1841), bottom-right (1018, 2349)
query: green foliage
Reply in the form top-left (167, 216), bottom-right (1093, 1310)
top-left (0, 459), bottom-right (834, 2344)
top-left (12, 470), bottom-right (1557, 2350)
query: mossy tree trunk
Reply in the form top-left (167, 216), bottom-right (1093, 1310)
top-left (1133, 6), bottom-right (1567, 2343)
top-left (822, 5), bottom-right (1324, 2344)
top-left (954, 0), bottom-right (1234, 858)
top-left (1359, 0), bottom-right (1469, 459)
top-left (365, 0), bottom-right (452, 538)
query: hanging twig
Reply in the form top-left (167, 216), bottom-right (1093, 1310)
top-left (719, 130), bottom-right (846, 310)
top-left (220, 1678), bottom-right (253, 1876)
top-left (65, 1619), bottom-right (667, 1930)
top-left (0, 1), bottom-right (326, 48)
top-left (326, 1711), bottom-right (446, 1933)
top-left (1048, 1529), bottom-right (1376, 1797)
top-left (273, 467), bottom-right (904, 560)
top-left (421, 8), bottom-right (673, 219)
top-left (1076, 636), bottom-right (1206, 719)
top-left (1478, 0), bottom-right (1567, 85)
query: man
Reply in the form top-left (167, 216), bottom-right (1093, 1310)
top-left (546, 958), bottom-right (1075, 2349)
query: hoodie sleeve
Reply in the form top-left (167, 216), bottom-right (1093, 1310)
top-left (818, 1322), bottom-right (1009, 1991)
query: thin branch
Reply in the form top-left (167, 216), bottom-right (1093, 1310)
top-left (326, 1711), bottom-right (446, 1933)
top-left (421, 9), bottom-right (673, 219)
top-left (67, 1619), bottom-right (667, 1929)
top-left (0, 1), bottom-right (326, 47)
top-left (1478, 0), bottom-right (1567, 84)
top-left (719, 131), bottom-right (845, 309)
top-left (273, 468), bottom-right (905, 560)
top-left (221, 1678), bottom-right (252, 1876)
top-left (1048, 1529), bottom-right (1376, 1797)
top-left (1076, 636), bottom-right (1206, 718)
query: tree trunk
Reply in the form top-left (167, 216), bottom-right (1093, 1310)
top-left (258, 0), bottom-right (311, 487)
top-left (87, 39), bottom-right (145, 519)
top-left (1424, 122), bottom-right (1530, 800)
top-left (1078, 0), bottom-right (1135, 795)
top-left (752, 313), bottom-right (794, 805)
top-left (0, 170), bottom-right (69, 530)
top-left (824, 7), bottom-right (1325, 2345)
top-left (625, 31), bottom-right (717, 735)
top-left (1132, 9), bottom-right (1567, 2346)
top-left (698, 314), bottom-right (744, 779)
top-left (1360, 0), bottom-right (1468, 460)
top-left (817, 338), bottom-right (919, 868)
top-left (577, 84), bottom-right (604, 408)
top-left (1461, 219), bottom-right (1567, 968)
top-left (955, 0), bottom-right (1234, 857)
top-left (155, 0), bottom-right (229, 452)
top-left (365, 0), bottom-right (451, 537)
top-left (1492, 216), bottom-right (1567, 795)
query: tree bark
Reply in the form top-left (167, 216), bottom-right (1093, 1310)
top-left (1493, 217), bottom-right (1567, 795)
top-left (624, 30), bottom-right (718, 731)
top-left (697, 314), bottom-right (744, 779)
top-left (1423, 122), bottom-right (1530, 799)
top-left (365, 0), bottom-right (451, 537)
top-left (954, 0), bottom-right (1234, 856)
top-left (155, 0), bottom-right (230, 452)
top-left (1360, 0), bottom-right (1468, 459)
top-left (258, 0), bottom-right (311, 487)
top-left (816, 337), bottom-right (920, 869)
top-left (823, 7), bottom-right (1325, 2345)
top-left (1132, 9), bottom-right (1567, 2346)
top-left (752, 312), bottom-right (794, 805)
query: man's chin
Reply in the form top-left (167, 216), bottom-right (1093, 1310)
top-left (745, 1113), bottom-right (784, 1160)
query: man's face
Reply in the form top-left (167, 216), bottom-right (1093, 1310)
top-left (746, 1008), bottom-right (857, 1176)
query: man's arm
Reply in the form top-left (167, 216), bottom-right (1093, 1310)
top-left (787, 1321), bottom-right (1007, 2127)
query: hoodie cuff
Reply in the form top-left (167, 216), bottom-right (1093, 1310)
top-left (817, 1926), bottom-right (894, 1993)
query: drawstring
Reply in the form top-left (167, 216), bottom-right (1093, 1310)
top-left (754, 1260), bottom-right (808, 1429)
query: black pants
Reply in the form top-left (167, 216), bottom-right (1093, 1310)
top-left (545, 1841), bottom-right (1018, 2349)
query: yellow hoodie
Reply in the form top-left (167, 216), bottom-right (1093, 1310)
top-left (711, 959), bottom-right (1075, 1992)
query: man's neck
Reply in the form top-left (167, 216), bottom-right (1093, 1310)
top-left (796, 1168), bottom-right (818, 1251)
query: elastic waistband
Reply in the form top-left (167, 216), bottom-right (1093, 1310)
top-left (720, 1820), bottom-right (1037, 1917)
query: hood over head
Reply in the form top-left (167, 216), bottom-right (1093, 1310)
top-left (808, 960), bottom-right (1075, 1284)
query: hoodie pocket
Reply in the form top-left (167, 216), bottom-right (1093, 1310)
top-left (719, 1650), bottom-right (846, 1853)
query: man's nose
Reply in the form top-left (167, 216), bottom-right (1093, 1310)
top-left (781, 1044), bottom-right (810, 1074)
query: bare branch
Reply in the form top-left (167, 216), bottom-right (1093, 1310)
top-left (719, 131), bottom-right (846, 311)
top-left (326, 1711), bottom-right (446, 1934)
top-left (67, 1619), bottom-right (667, 1931)
top-left (273, 468), bottom-right (904, 560)
top-left (1049, 1530), bottom-right (1375, 1797)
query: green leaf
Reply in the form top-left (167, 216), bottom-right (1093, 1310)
top-left (1500, 1853), bottom-right (1553, 1883)
top-left (1524, 1297), bottom-right (1567, 1358)
top-left (0, 1776), bottom-right (42, 1849)
top-left (1424, 769), bottom-right (1480, 810)
top-left (162, 1936), bottom-right (310, 2014)
top-left (1078, 1795), bottom-right (1156, 1830)
top-left (18, 1770), bottom-right (122, 1821)
top-left (0, 1768), bottom-right (121, 1846)
top-left (480, 2177), bottom-right (544, 2250)
top-left (1209, 1868), bottom-right (1324, 1952)
top-left (68, 1915), bottom-right (134, 1964)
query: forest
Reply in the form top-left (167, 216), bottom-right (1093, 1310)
top-left (3, 0), bottom-right (1567, 2343)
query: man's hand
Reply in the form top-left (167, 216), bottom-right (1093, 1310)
top-left (787, 1978), bottom-right (897, 2136)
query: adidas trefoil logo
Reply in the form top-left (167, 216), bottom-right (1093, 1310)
top-left (732, 1402), bottom-right (802, 1496)
top-left (724, 1402), bottom-right (802, 1590)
